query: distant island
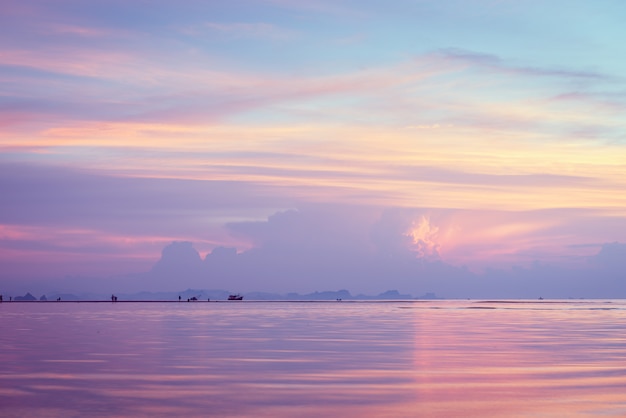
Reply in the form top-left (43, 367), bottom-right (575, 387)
top-left (1, 289), bottom-right (442, 302)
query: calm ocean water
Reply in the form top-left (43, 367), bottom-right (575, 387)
top-left (1, 300), bottom-right (626, 417)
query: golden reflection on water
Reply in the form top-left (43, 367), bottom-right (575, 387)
top-left (1, 300), bottom-right (626, 417)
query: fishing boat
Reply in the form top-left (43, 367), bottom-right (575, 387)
top-left (228, 294), bottom-right (243, 300)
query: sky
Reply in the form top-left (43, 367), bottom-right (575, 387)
top-left (1, 0), bottom-right (626, 298)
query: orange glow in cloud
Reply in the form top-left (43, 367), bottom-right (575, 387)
top-left (400, 210), bottom-right (607, 271)
top-left (405, 216), bottom-right (442, 259)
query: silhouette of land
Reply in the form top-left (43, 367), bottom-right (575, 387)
top-left (1, 288), bottom-right (436, 302)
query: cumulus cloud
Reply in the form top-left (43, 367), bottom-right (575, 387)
top-left (590, 242), bottom-right (626, 271)
top-left (151, 241), bottom-right (203, 278)
top-left (370, 208), bottom-right (456, 261)
top-left (140, 241), bottom-right (218, 291)
top-left (182, 207), bottom-right (478, 294)
top-left (227, 206), bottom-right (377, 255)
top-left (136, 208), bottom-right (626, 298)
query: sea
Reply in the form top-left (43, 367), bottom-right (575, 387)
top-left (1, 299), bottom-right (626, 417)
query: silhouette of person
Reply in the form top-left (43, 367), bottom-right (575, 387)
top-left (179, 295), bottom-right (181, 302)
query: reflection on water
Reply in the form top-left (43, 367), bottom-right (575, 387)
top-left (1, 300), bottom-right (626, 417)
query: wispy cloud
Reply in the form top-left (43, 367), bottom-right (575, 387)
top-left (44, 23), bottom-right (113, 38)
top-left (202, 21), bottom-right (295, 40)
top-left (431, 48), bottom-right (616, 82)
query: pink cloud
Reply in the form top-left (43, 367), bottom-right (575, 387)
top-left (45, 23), bottom-right (112, 38)
top-left (0, 223), bottom-right (200, 278)
top-left (0, 48), bottom-right (139, 79)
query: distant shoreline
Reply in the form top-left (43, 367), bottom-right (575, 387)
top-left (1, 299), bottom-right (427, 303)
top-left (1, 299), bottom-right (617, 303)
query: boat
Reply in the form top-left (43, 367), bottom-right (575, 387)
top-left (228, 294), bottom-right (243, 300)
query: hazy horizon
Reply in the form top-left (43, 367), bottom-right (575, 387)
top-left (4, 239), bottom-right (626, 300)
top-left (2, 1), bottom-right (626, 298)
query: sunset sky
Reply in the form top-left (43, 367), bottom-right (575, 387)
top-left (2, 0), bottom-right (626, 297)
